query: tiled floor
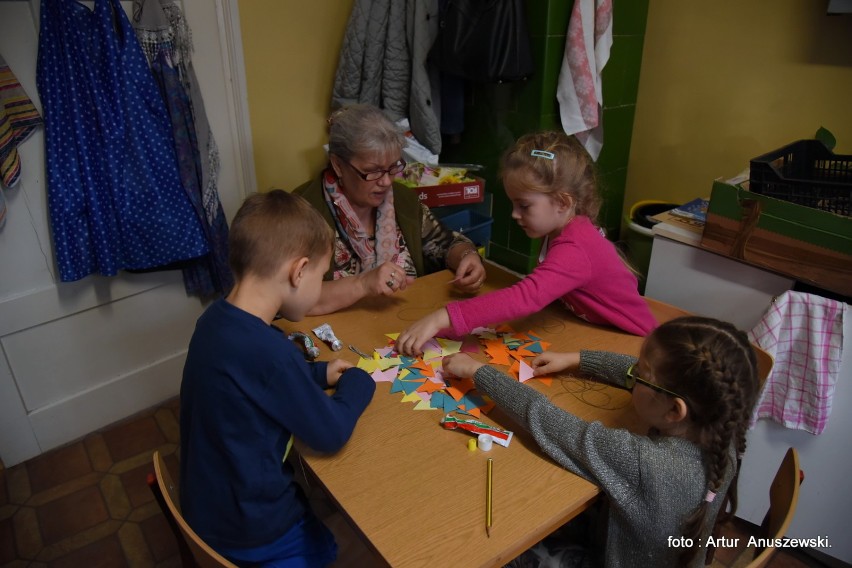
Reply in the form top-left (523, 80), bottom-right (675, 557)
top-left (0, 398), bottom-right (836, 568)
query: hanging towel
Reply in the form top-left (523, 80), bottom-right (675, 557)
top-left (556, 0), bottom-right (612, 161)
top-left (0, 53), bottom-right (43, 228)
top-left (748, 290), bottom-right (846, 435)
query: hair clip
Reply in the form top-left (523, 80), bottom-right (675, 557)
top-left (531, 149), bottom-right (555, 160)
top-left (704, 490), bottom-right (717, 503)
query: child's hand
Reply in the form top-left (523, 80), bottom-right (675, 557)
top-left (442, 353), bottom-right (484, 379)
top-left (396, 309), bottom-right (451, 356)
top-left (530, 352), bottom-right (580, 376)
top-left (326, 358), bottom-right (353, 387)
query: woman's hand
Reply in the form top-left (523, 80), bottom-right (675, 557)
top-left (326, 358), bottom-right (353, 387)
top-left (530, 352), bottom-right (580, 376)
top-left (359, 261), bottom-right (415, 297)
top-left (395, 308), bottom-right (451, 356)
top-left (442, 353), bottom-right (485, 379)
top-left (450, 248), bottom-right (487, 294)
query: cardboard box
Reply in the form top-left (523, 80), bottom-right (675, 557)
top-left (413, 177), bottom-right (485, 207)
top-left (700, 180), bottom-right (852, 296)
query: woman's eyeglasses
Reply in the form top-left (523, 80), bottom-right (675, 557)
top-left (625, 364), bottom-right (689, 402)
top-left (344, 159), bottom-right (406, 182)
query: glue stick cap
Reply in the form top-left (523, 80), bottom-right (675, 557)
top-left (477, 434), bottom-right (493, 452)
top-left (467, 438), bottom-right (477, 452)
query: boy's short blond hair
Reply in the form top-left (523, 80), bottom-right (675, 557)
top-left (229, 189), bottom-right (333, 279)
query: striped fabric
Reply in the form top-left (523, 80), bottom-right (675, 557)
top-left (0, 54), bottom-right (42, 190)
top-left (749, 290), bottom-right (847, 435)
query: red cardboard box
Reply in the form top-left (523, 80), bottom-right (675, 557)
top-left (412, 177), bottom-right (485, 207)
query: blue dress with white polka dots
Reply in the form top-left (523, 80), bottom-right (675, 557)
top-left (36, 0), bottom-right (208, 282)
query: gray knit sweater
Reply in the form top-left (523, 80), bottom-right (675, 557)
top-left (473, 350), bottom-right (733, 568)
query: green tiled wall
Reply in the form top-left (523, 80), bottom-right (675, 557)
top-left (440, 0), bottom-right (649, 274)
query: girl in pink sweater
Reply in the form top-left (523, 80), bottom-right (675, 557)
top-left (396, 131), bottom-right (657, 356)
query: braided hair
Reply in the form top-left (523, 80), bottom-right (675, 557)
top-left (647, 316), bottom-right (760, 567)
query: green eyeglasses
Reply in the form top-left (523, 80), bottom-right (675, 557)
top-left (626, 364), bottom-right (689, 403)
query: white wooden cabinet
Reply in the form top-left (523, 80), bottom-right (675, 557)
top-left (646, 234), bottom-right (852, 565)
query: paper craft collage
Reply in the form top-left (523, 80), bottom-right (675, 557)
top-left (352, 326), bottom-right (552, 419)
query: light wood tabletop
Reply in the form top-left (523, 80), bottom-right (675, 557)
top-left (276, 263), bottom-right (669, 568)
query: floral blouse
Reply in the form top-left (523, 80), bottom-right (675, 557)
top-left (331, 203), bottom-right (472, 280)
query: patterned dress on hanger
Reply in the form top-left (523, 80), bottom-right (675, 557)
top-left (36, 0), bottom-right (208, 282)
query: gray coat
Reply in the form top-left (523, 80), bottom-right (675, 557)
top-left (332, 0), bottom-right (442, 155)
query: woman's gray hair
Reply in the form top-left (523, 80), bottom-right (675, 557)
top-left (327, 104), bottom-right (406, 161)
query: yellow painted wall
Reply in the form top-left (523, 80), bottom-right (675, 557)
top-left (626, 1), bottom-right (852, 208)
top-left (238, 0), bottom-right (353, 192)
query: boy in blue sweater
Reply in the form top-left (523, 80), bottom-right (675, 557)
top-left (180, 189), bottom-right (376, 567)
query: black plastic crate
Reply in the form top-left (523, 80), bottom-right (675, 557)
top-left (749, 139), bottom-right (852, 216)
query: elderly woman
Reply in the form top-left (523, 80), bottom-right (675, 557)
top-left (294, 104), bottom-right (487, 315)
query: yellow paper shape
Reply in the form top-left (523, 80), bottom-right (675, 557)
top-left (357, 358), bottom-right (381, 373)
top-left (378, 357), bottom-right (402, 370)
top-left (413, 398), bottom-right (438, 411)
top-left (400, 391), bottom-right (423, 403)
top-left (436, 338), bottom-right (462, 355)
top-left (422, 348), bottom-right (442, 361)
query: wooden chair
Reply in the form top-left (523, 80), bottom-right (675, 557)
top-left (745, 447), bottom-right (802, 568)
top-left (148, 450), bottom-right (238, 568)
top-left (751, 344), bottom-right (773, 392)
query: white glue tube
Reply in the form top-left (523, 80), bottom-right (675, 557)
top-left (312, 323), bottom-right (343, 351)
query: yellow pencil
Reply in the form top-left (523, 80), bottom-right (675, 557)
top-left (486, 458), bottom-right (493, 537)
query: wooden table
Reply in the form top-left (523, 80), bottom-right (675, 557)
top-left (276, 263), bottom-right (670, 568)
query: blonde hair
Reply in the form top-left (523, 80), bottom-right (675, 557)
top-left (500, 130), bottom-right (601, 222)
top-left (228, 190), bottom-right (333, 279)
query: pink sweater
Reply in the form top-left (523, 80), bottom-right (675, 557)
top-left (446, 216), bottom-right (657, 336)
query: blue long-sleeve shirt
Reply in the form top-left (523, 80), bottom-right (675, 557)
top-left (180, 299), bottom-right (375, 550)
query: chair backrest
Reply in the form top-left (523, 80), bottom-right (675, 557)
top-left (746, 447), bottom-right (802, 568)
top-left (752, 343), bottom-right (773, 392)
top-left (150, 450), bottom-right (238, 568)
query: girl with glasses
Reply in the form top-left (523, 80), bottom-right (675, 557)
top-left (294, 104), bottom-right (486, 315)
top-left (443, 316), bottom-right (760, 568)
